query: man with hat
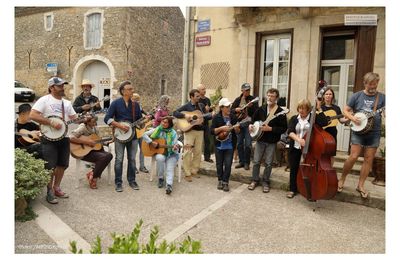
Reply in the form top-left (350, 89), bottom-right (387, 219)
top-left (73, 79), bottom-right (101, 114)
top-left (30, 76), bottom-right (77, 204)
top-left (15, 103), bottom-right (43, 159)
top-left (231, 83), bottom-right (259, 170)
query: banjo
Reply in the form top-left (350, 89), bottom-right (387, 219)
top-left (350, 107), bottom-right (385, 135)
top-left (249, 108), bottom-right (289, 141)
top-left (113, 117), bottom-right (151, 143)
top-left (40, 109), bottom-right (108, 141)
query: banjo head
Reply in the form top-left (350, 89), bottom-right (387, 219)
top-left (250, 121), bottom-right (262, 139)
top-left (41, 116), bottom-right (67, 141)
top-left (114, 121), bottom-right (134, 143)
top-left (350, 112), bottom-right (369, 133)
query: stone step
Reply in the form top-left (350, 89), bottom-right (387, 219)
top-left (333, 161), bottom-right (361, 176)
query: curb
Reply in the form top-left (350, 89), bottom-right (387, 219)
top-left (198, 165), bottom-right (385, 210)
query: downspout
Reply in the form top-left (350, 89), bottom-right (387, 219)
top-left (181, 7), bottom-right (191, 104)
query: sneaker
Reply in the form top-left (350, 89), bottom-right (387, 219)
top-left (129, 182), bottom-right (140, 190)
top-left (184, 176), bottom-right (192, 182)
top-left (140, 167), bottom-right (149, 173)
top-left (223, 183), bottom-right (230, 192)
top-left (115, 184), bottom-right (123, 192)
top-left (54, 187), bottom-right (69, 198)
top-left (244, 164), bottom-right (250, 170)
top-left (89, 178), bottom-right (98, 189)
top-left (247, 181), bottom-right (258, 190)
top-left (158, 178), bottom-right (164, 188)
top-left (46, 191), bottom-right (58, 204)
top-left (217, 180), bottom-right (223, 190)
top-left (166, 185), bottom-right (172, 195)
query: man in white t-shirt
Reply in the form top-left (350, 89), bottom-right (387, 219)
top-left (30, 77), bottom-right (77, 204)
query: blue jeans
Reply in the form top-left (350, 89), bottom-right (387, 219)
top-left (138, 138), bottom-right (145, 168)
top-left (251, 141), bottom-right (276, 185)
top-left (114, 139), bottom-right (138, 185)
top-left (215, 148), bottom-right (233, 183)
top-left (237, 125), bottom-right (252, 165)
top-left (155, 153), bottom-right (179, 186)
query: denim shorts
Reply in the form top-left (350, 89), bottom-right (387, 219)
top-left (351, 132), bottom-right (380, 148)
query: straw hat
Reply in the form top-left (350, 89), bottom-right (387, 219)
top-left (81, 79), bottom-right (94, 88)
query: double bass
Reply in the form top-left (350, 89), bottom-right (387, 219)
top-left (296, 85), bottom-right (338, 201)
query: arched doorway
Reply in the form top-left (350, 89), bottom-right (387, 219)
top-left (82, 61), bottom-right (111, 108)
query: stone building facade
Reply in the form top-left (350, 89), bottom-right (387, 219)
top-left (15, 7), bottom-right (185, 111)
top-left (185, 7), bottom-right (385, 152)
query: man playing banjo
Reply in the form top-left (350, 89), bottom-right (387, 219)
top-left (104, 80), bottom-right (142, 192)
top-left (248, 88), bottom-right (288, 192)
top-left (30, 77), bottom-right (78, 204)
top-left (338, 72), bottom-right (385, 199)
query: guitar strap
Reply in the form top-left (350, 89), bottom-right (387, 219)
top-left (266, 105), bottom-right (278, 123)
top-left (61, 100), bottom-right (65, 121)
top-left (131, 99), bottom-right (136, 121)
top-left (373, 92), bottom-right (380, 112)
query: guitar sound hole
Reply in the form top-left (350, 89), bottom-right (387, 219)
top-left (192, 115), bottom-right (198, 120)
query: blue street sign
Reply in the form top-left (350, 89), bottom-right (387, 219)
top-left (197, 19), bottom-right (210, 33)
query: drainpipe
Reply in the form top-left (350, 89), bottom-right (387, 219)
top-left (181, 7), bottom-right (191, 105)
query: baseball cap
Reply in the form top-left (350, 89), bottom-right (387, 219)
top-left (241, 83), bottom-right (251, 90)
top-left (219, 97), bottom-right (232, 107)
top-left (17, 103), bottom-right (32, 114)
top-left (48, 77), bottom-right (67, 87)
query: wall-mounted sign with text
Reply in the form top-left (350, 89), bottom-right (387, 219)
top-left (196, 36), bottom-right (211, 47)
top-left (344, 14), bottom-right (377, 26)
top-left (46, 63), bottom-right (58, 74)
top-left (99, 78), bottom-right (111, 86)
top-left (197, 19), bottom-right (210, 32)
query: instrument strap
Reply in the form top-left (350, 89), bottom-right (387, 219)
top-left (131, 99), bottom-right (136, 121)
top-left (61, 100), bottom-right (65, 121)
top-left (266, 105), bottom-right (278, 123)
top-left (373, 92), bottom-right (380, 112)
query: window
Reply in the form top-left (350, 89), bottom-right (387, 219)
top-left (85, 12), bottom-right (102, 49)
top-left (259, 34), bottom-right (291, 106)
top-left (160, 75), bottom-right (167, 95)
top-left (44, 13), bottom-right (54, 31)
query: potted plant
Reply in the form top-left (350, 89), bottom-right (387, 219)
top-left (15, 148), bottom-right (50, 219)
top-left (372, 122), bottom-right (385, 186)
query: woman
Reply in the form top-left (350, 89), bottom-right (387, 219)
top-left (143, 117), bottom-right (179, 194)
top-left (286, 99), bottom-right (328, 198)
top-left (210, 98), bottom-right (240, 192)
top-left (317, 87), bottom-right (348, 162)
top-left (153, 95), bottom-right (170, 127)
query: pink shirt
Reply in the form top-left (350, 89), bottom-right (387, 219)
top-left (153, 108), bottom-right (169, 127)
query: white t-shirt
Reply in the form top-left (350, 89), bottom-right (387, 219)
top-left (32, 94), bottom-right (76, 119)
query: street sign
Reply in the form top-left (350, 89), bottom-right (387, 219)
top-left (344, 14), bottom-right (377, 26)
top-left (46, 63), bottom-right (58, 73)
top-left (197, 19), bottom-right (210, 33)
top-left (196, 36), bottom-right (211, 47)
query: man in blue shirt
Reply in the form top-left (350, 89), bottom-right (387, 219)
top-left (104, 81), bottom-right (142, 192)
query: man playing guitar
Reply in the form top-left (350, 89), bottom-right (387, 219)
top-left (173, 89), bottom-right (213, 182)
top-left (248, 88), bottom-right (288, 193)
top-left (69, 115), bottom-right (113, 189)
top-left (73, 79), bottom-right (102, 114)
top-left (15, 103), bottom-right (43, 159)
top-left (30, 77), bottom-right (78, 204)
top-left (338, 72), bottom-right (385, 199)
top-left (231, 83), bottom-right (259, 170)
top-left (104, 80), bottom-right (142, 192)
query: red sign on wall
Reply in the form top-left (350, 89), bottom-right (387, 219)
top-left (196, 36), bottom-right (211, 47)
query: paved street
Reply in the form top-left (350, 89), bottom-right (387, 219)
top-left (15, 154), bottom-right (385, 254)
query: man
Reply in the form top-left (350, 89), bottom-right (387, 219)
top-left (104, 80), bottom-right (142, 192)
top-left (69, 115), bottom-right (113, 189)
top-left (30, 77), bottom-right (77, 204)
top-left (15, 103), bottom-right (43, 159)
top-left (231, 83), bottom-right (259, 170)
top-left (73, 79), bottom-right (101, 114)
top-left (173, 89), bottom-right (212, 182)
top-left (338, 72), bottom-right (385, 199)
top-left (248, 88), bottom-right (287, 192)
top-left (197, 83), bottom-right (213, 163)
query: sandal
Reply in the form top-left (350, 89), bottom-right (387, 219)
top-left (356, 187), bottom-right (369, 199)
top-left (337, 179), bottom-right (344, 193)
top-left (247, 181), bottom-right (258, 191)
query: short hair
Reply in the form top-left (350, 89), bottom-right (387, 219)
top-left (189, 89), bottom-right (199, 98)
top-left (267, 88), bottom-right (279, 98)
top-left (119, 80), bottom-right (132, 95)
top-left (297, 99), bottom-right (312, 113)
top-left (363, 72), bottom-right (380, 84)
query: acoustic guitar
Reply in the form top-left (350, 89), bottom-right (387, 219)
top-left (70, 134), bottom-right (113, 159)
top-left (175, 110), bottom-right (213, 132)
top-left (141, 138), bottom-right (176, 157)
top-left (15, 129), bottom-right (40, 146)
top-left (321, 110), bottom-right (345, 129)
top-left (235, 97), bottom-right (259, 120)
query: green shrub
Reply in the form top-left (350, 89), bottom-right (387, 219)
top-left (15, 148), bottom-right (50, 200)
top-left (70, 219), bottom-right (202, 254)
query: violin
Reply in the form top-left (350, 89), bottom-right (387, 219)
top-left (296, 84), bottom-right (338, 201)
